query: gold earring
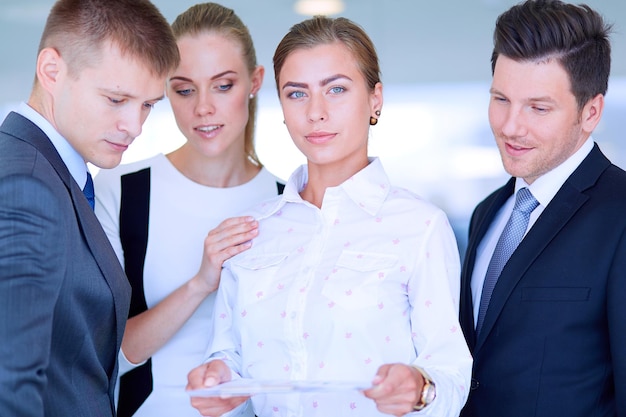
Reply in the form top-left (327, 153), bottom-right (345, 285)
top-left (369, 110), bottom-right (381, 126)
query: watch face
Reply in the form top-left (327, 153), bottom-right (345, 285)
top-left (412, 366), bottom-right (436, 410)
top-left (413, 380), bottom-right (436, 410)
top-left (424, 384), bottom-right (436, 404)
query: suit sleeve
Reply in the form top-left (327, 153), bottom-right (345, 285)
top-left (608, 227), bottom-right (626, 414)
top-left (0, 174), bottom-right (66, 416)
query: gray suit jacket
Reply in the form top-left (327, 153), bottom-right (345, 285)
top-left (0, 111), bottom-right (131, 416)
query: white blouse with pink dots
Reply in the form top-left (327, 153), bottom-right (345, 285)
top-left (206, 158), bottom-right (472, 417)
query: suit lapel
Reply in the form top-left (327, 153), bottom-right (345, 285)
top-left (2, 112), bottom-right (129, 345)
top-left (71, 180), bottom-right (130, 343)
top-left (460, 178), bottom-right (515, 350)
top-left (474, 145), bottom-right (610, 351)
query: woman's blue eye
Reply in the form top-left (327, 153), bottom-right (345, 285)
top-left (176, 89), bottom-right (192, 96)
top-left (288, 91), bottom-right (305, 99)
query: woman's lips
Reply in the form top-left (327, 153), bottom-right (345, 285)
top-left (305, 131), bottom-right (336, 144)
top-left (195, 124), bottom-right (222, 138)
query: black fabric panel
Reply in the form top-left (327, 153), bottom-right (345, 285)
top-left (117, 168), bottom-right (152, 417)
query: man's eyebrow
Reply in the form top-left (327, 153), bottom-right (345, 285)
top-left (99, 88), bottom-right (164, 102)
top-left (490, 87), bottom-right (556, 104)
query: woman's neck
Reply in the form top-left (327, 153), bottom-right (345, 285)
top-left (166, 144), bottom-right (260, 188)
top-left (300, 157), bottom-right (369, 208)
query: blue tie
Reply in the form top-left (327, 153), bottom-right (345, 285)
top-left (476, 187), bottom-right (538, 336)
top-left (83, 171), bottom-right (95, 210)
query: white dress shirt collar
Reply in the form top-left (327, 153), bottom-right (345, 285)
top-left (263, 157), bottom-right (390, 219)
top-left (515, 137), bottom-right (594, 208)
top-left (16, 102), bottom-right (88, 189)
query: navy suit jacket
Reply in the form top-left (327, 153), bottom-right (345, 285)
top-left (460, 144), bottom-right (626, 417)
top-left (0, 112), bottom-right (131, 416)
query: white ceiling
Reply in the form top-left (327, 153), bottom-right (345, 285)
top-left (1, 0), bottom-right (625, 103)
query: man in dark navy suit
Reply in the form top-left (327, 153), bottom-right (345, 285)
top-left (459, 1), bottom-right (626, 416)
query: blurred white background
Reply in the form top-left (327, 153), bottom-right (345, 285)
top-left (2, 0), bottom-right (625, 256)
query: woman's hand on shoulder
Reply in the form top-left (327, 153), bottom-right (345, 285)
top-left (194, 216), bottom-right (259, 294)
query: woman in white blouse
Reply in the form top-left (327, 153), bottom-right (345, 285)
top-left (188, 15), bottom-right (472, 417)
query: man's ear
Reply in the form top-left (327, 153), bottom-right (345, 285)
top-left (581, 93), bottom-right (604, 134)
top-left (36, 47), bottom-right (64, 94)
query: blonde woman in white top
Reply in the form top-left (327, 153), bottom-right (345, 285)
top-left (95, 3), bottom-right (283, 416)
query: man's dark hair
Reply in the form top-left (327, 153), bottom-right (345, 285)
top-left (40, 0), bottom-right (179, 78)
top-left (491, 0), bottom-right (612, 109)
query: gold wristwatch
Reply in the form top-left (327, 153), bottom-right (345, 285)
top-left (412, 366), bottom-right (436, 411)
